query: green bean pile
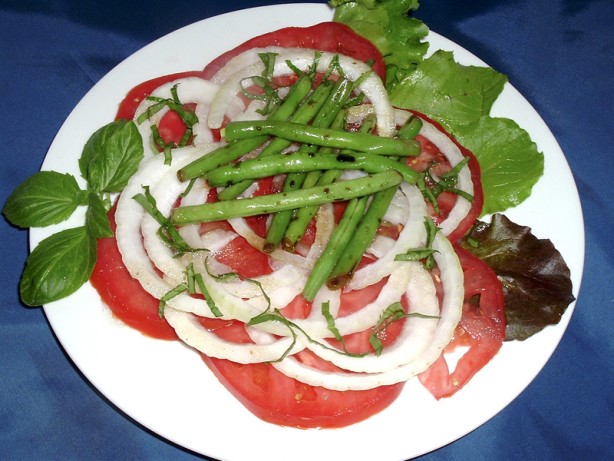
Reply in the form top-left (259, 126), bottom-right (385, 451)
top-left (170, 63), bottom-right (424, 300)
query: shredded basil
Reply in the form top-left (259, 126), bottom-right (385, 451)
top-left (158, 283), bottom-right (188, 317)
top-left (132, 186), bottom-right (195, 255)
top-left (369, 302), bottom-right (440, 356)
top-left (395, 218), bottom-right (440, 269)
top-left (322, 301), bottom-right (344, 344)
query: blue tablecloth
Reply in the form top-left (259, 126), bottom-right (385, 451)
top-left (1, 1), bottom-right (612, 459)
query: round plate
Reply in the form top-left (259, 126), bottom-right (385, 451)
top-left (34, 4), bottom-right (584, 461)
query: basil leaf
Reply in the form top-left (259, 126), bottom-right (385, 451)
top-left (86, 193), bottom-right (113, 238)
top-left (80, 119), bottom-right (143, 193)
top-left (322, 301), bottom-right (344, 343)
top-left (2, 171), bottom-right (87, 228)
top-left (19, 226), bottom-right (96, 306)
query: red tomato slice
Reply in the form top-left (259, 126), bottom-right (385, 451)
top-left (201, 284), bottom-right (405, 429)
top-left (213, 236), bottom-right (272, 279)
top-left (202, 22), bottom-right (387, 81)
top-left (411, 111), bottom-right (484, 243)
top-left (115, 71), bottom-right (213, 144)
top-left (115, 71), bottom-right (208, 121)
top-left (90, 206), bottom-right (177, 340)
top-left (202, 356), bottom-right (404, 429)
top-left (418, 246), bottom-right (505, 399)
top-left (156, 102), bottom-right (196, 147)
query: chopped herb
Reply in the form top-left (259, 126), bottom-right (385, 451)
top-left (158, 283), bottom-right (188, 317)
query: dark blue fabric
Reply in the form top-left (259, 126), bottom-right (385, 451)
top-left (1, 1), bottom-right (612, 460)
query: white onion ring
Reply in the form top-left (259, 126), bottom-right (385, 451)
top-left (133, 77), bottom-right (219, 159)
top-left (207, 47), bottom-right (395, 137)
top-left (268, 234), bottom-right (463, 390)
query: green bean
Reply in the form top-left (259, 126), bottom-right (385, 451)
top-left (326, 116), bottom-right (424, 288)
top-left (177, 137), bottom-right (265, 182)
top-left (397, 114), bottom-right (423, 140)
top-left (281, 169), bottom-right (341, 252)
top-left (280, 115), bottom-right (376, 252)
top-left (264, 80), bottom-right (353, 250)
top-left (217, 80), bottom-right (338, 201)
top-left (177, 73), bottom-right (314, 182)
top-left (326, 185), bottom-right (398, 289)
top-left (171, 171), bottom-right (403, 225)
top-left (222, 120), bottom-right (421, 157)
top-left (302, 196), bottom-right (369, 302)
top-left (205, 151), bottom-right (419, 186)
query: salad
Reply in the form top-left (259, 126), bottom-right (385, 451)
top-left (3, 1), bottom-right (575, 430)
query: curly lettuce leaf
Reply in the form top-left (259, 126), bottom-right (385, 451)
top-left (389, 50), bottom-right (543, 215)
top-left (331, 0), bottom-right (429, 88)
top-left (389, 50), bottom-right (507, 126)
top-left (461, 214), bottom-right (575, 341)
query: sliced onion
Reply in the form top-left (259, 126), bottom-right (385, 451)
top-left (348, 183), bottom-right (427, 290)
top-left (268, 233), bottom-right (463, 390)
top-left (300, 261), bottom-right (438, 374)
top-left (133, 77), bottom-right (219, 159)
top-left (417, 118), bottom-right (473, 236)
top-left (115, 145), bottom-right (227, 318)
top-left (207, 47), bottom-right (395, 137)
top-left (164, 307), bottom-right (306, 363)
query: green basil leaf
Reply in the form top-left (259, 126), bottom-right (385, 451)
top-left (86, 193), bottom-right (113, 238)
top-left (19, 226), bottom-right (96, 306)
top-left (2, 171), bottom-right (87, 228)
top-left (80, 119), bottom-right (143, 193)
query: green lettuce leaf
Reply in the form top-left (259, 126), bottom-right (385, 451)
top-left (389, 51), bottom-right (543, 215)
top-left (454, 117), bottom-right (544, 215)
top-left (331, 0), bottom-right (429, 88)
top-left (389, 50), bottom-right (507, 126)
top-left (331, 2), bottom-right (545, 215)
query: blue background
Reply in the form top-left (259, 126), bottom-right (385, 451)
top-left (1, 1), bottom-right (612, 459)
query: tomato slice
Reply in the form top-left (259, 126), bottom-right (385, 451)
top-left (202, 356), bottom-right (403, 429)
top-left (418, 246), bottom-right (505, 399)
top-left (213, 236), bottom-right (272, 279)
top-left (201, 285), bottom-right (405, 429)
top-left (411, 111), bottom-right (484, 243)
top-left (90, 206), bottom-right (177, 340)
top-left (202, 22), bottom-right (387, 81)
top-left (115, 70), bottom-right (209, 121)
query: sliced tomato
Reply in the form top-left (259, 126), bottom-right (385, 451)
top-left (201, 283), bottom-right (405, 429)
top-left (202, 22), bottom-right (386, 81)
top-left (115, 71), bottom-right (208, 121)
top-left (213, 236), bottom-right (273, 279)
top-left (90, 206), bottom-right (177, 340)
top-left (418, 246), bottom-right (505, 399)
top-left (156, 102), bottom-right (196, 147)
top-left (202, 355), bottom-right (403, 429)
top-left (243, 177), bottom-right (277, 238)
top-left (410, 111), bottom-right (484, 242)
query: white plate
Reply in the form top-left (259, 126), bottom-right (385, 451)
top-left (34, 4), bottom-right (584, 461)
